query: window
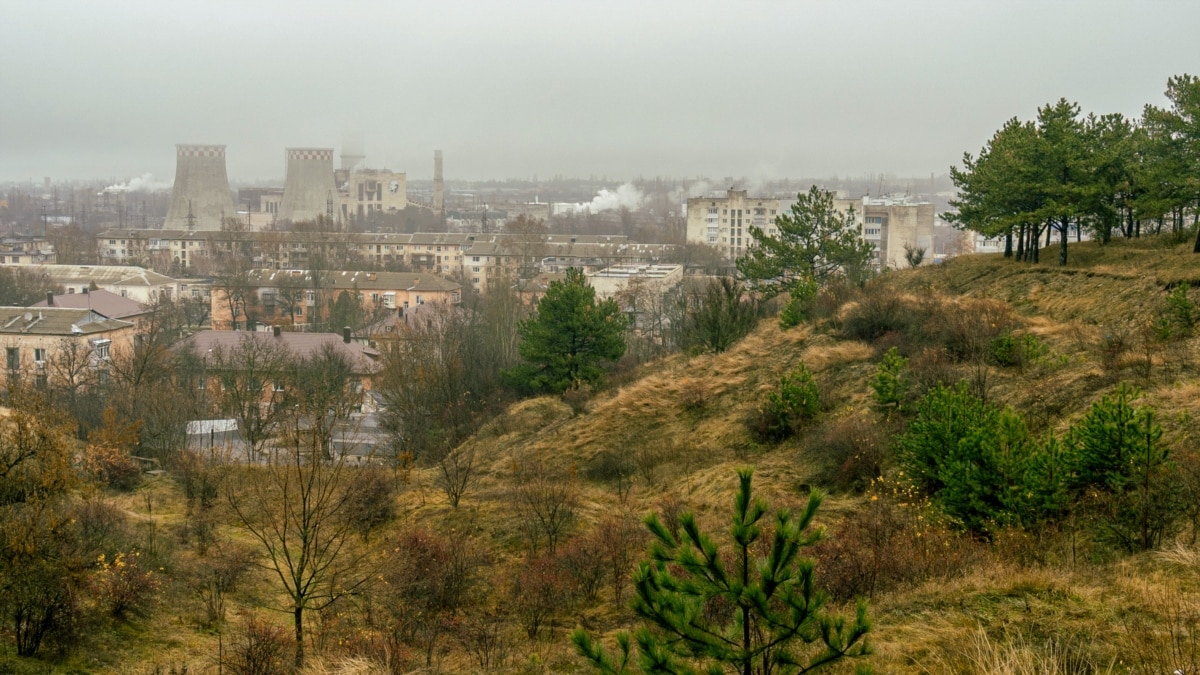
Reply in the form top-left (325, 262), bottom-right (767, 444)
top-left (34, 348), bottom-right (45, 363)
top-left (295, 306), bottom-right (303, 316)
top-left (91, 339), bottom-right (111, 360)
top-left (273, 381), bottom-right (286, 392)
top-left (306, 291), bottom-right (316, 302)
top-left (6, 348), bottom-right (18, 370)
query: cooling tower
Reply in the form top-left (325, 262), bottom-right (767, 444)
top-left (433, 150), bottom-right (444, 213)
top-left (278, 148), bottom-right (337, 224)
top-left (163, 144), bottom-right (237, 231)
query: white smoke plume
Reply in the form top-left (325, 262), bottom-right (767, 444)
top-left (568, 182), bottom-right (644, 214)
top-left (105, 173), bottom-right (172, 193)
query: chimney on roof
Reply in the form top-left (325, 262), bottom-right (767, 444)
top-left (46, 291), bottom-right (54, 306)
top-left (343, 326), bottom-right (351, 344)
top-left (273, 325), bottom-right (281, 338)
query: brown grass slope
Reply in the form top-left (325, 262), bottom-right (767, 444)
top-left (445, 235), bottom-right (1200, 673)
top-left (47, 234), bottom-right (1200, 674)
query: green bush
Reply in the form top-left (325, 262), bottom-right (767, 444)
top-left (754, 365), bottom-right (820, 442)
top-left (778, 276), bottom-right (818, 329)
top-left (869, 347), bottom-right (909, 414)
top-left (1164, 284), bottom-right (1197, 332)
top-left (896, 383), bottom-right (1064, 534)
top-left (990, 332), bottom-right (1048, 369)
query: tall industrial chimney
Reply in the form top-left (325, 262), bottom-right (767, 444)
top-left (278, 148), bottom-right (337, 225)
top-left (163, 144), bottom-right (237, 231)
top-left (433, 150), bottom-right (444, 214)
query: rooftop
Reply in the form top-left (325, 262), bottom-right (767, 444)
top-left (32, 289), bottom-right (148, 320)
top-left (29, 264), bottom-right (176, 288)
top-left (247, 269), bottom-right (461, 293)
top-left (182, 330), bottom-right (381, 374)
top-left (0, 307), bottom-right (133, 336)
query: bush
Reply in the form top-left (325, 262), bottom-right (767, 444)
top-left (509, 554), bottom-right (576, 639)
top-left (227, 614), bottom-right (292, 675)
top-left (93, 551), bottom-right (160, 620)
top-left (920, 297), bottom-right (1015, 362)
top-left (81, 444), bottom-right (142, 491)
top-left (778, 276), bottom-right (818, 329)
top-left (1162, 283), bottom-right (1198, 337)
top-left (814, 491), bottom-right (983, 600)
top-left (808, 412), bottom-right (891, 493)
top-left (810, 277), bottom-right (858, 325)
top-left (870, 347), bottom-right (910, 414)
top-left (841, 287), bottom-right (915, 342)
top-left (682, 277), bottom-right (759, 353)
top-left (752, 364), bottom-right (820, 442)
top-left (990, 332), bottom-right (1048, 370)
top-left (896, 383), bottom-right (1057, 534)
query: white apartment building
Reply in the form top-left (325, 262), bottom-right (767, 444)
top-left (685, 190), bottom-right (782, 260)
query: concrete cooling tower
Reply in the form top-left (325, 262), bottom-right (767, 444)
top-left (163, 144), bottom-right (237, 231)
top-left (278, 148), bottom-right (337, 224)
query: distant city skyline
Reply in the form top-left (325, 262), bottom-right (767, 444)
top-left (2, 1), bottom-right (1197, 183)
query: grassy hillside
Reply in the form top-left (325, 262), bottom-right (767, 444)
top-left (12, 234), bottom-right (1200, 674)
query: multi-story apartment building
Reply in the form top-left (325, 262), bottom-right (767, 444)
top-left (96, 229), bottom-right (677, 291)
top-left (0, 235), bottom-right (56, 265)
top-left (685, 190), bottom-right (783, 260)
top-left (686, 189), bottom-right (935, 271)
top-left (210, 269), bottom-right (461, 331)
top-left (833, 195), bottom-right (936, 269)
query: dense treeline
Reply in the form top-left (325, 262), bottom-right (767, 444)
top-left (947, 74), bottom-right (1200, 264)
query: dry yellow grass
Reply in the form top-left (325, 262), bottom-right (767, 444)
top-left (68, 234), bottom-right (1200, 673)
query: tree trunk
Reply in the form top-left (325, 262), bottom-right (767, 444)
top-left (1004, 229), bottom-right (1013, 258)
top-left (295, 605), bottom-right (305, 669)
top-left (1192, 222), bottom-right (1200, 253)
top-left (1059, 218), bottom-right (1069, 267)
top-left (1016, 224), bottom-right (1025, 262)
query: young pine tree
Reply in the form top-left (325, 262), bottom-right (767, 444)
top-left (572, 468), bottom-right (871, 675)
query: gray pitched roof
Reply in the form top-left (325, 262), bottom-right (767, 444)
top-left (29, 264), bottom-right (176, 288)
top-left (0, 307), bottom-right (133, 336)
top-left (32, 290), bottom-right (148, 320)
top-left (182, 330), bottom-right (381, 374)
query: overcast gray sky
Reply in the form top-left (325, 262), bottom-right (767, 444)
top-left (1, 0), bottom-right (1197, 183)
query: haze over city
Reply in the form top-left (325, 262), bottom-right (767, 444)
top-left (3, 0), bottom-right (1197, 183)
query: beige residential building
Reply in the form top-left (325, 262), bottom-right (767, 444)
top-left (210, 269), bottom-right (461, 331)
top-left (685, 190), bottom-right (783, 260)
top-left (28, 264), bottom-right (179, 303)
top-left (0, 235), bottom-right (56, 265)
top-left (833, 195), bottom-right (936, 269)
top-left (0, 307), bottom-right (135, 389)
top-left (96, 228), bottom-right (676, 291)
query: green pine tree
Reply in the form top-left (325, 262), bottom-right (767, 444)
top-left (572, 468), bottom-right (871, 675)
top-left (505, 268), bottom-right (629, 394)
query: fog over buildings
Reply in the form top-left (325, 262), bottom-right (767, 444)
top-left (2, 0), bottom-right (1198, 183)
